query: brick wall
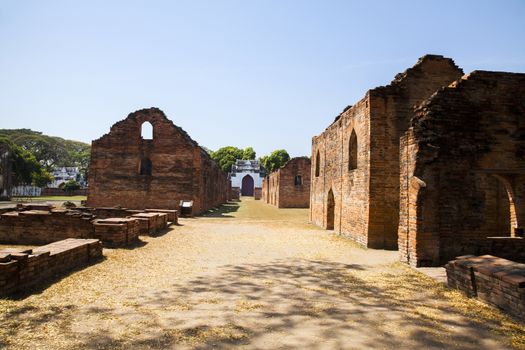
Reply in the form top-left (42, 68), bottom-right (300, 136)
top-left (0, 238), bottom-right (102, 296)
top-left (87, 108), bottom-right (229, 214)
top-left (399, 71), bottom-right (525, 266)
top-left (263, 157), bottom-right (311, 208)
top-left (446, 255), bottom-right (525, 321)
top-left (0, 209), bottom-right (142, 247)
top-left (0, 210), bottom-right (94, 245)
top-left (310, 55), bottom-right (462, 249)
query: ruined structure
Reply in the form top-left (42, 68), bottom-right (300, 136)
top-left (399, 71), bottom-right (525, 266)
top-left (87, 108), bottom-right (229, 214)
top-left (262, 157), bottom-right (311, 208)
top-left (0, 238), bottom-right (103, 296)
top-left (311, 55), bottom-right (525, 267)
top-left (0, 143), bottom-right (12, 200)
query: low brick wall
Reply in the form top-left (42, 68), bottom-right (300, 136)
top-left (0, 210), bottom-right (94, 245)
top-left (254, 187), bottom-right (262, 200)
top-left (93, 218), bottom-right (140, 247)
top-left (130, 213), bottom-right (167, 234)
top-left (0, 209), bottom-right (139, 247)
top-left (446, 255), bottom-right (525, 321)
top-left (144, 209), bottom-right (178, 224)
top-left (0, 238), bottom-right (102, 296)
top-left (41, 188), bottom-right (87, 196)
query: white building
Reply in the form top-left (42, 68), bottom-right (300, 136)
top-left (230, 160), bottom-right (265, 196)
top-left (49, 167), bottom-right (85, 188)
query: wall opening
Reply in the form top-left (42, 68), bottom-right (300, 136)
top-left (349, 129), bottom-right (357, 170)
top-left (294, 175), bottom-right (302, 186)
top-left (241, 175), bottom-right (254, 196)
top-left (315, 150), bottom-right (320, 177)
top-left (492, 175), bottom-right (520, 236)
top-left (140, 158), bottom-right (152, 176)
top-left (141, 121), bottom-right (153, 140)
top-left (326, 188), bottom-right (335, 230)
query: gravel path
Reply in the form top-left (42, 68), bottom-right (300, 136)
top-left (1, 198), bottom-right (523, 349)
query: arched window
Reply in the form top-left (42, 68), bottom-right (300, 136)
top-left (140, 158), bottom-right (152, 175)
top-left (349, 129), bottom-right (357, 170)
top-left (294, 175), bottom-right (302, 186)
top-left (315, 150), bottom-right (320, 177)
top-left (141, 121), bottom-right (153, 140)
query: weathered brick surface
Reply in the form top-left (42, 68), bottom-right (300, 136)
top-left (399, 71), bottom-right (525, 266)
top-left (0, 238), bottom-right (102, 296)
top-left (130, 212), bottom-right (167, 234)
top-left (93, 218), bottom-right (140, 247)
top-left (0, 210), bottom-right (94, 245)
top-left (86, 108), bottom-right (229, 214)
top-left (144, 209), bottom-right (178, 224)
top-left (0, 209), bottom-right (142, 247)
top-left (446, 255), bottom-right (525, 321)
top-left (254, 187), bottom-right (262, 200)
top-left (311, 55), bottom-right (463, 249)
top-left (263, 157), bottom-right (311, 208)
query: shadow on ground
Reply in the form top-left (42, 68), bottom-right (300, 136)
top-left (2, 259), bottom-right (520, 349)
top-left (201, 202), bottom-right (240, 218)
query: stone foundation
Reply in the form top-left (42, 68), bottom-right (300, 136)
top-left (0, 210), bottom-right (94, 245)
top-left (0, 209), bottom-right (141, 247)
top-left (446, 255), bottom-right (525, 321)
top-left (93, 218), bottom-right (140, 247)
top-left (130, 212), bottom-right (167, 234)
top-left (144, 209), bottom-right (178, 224)
top-left (0, 238), bottom-right (103, 296)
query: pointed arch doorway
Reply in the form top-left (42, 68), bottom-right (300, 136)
top-left (326, 188), bottom-right (335, 230)
top-left (241, 175), bottom-right (254, 196)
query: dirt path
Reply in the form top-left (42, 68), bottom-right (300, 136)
top-left (1, 198), bottom-right (524, 349)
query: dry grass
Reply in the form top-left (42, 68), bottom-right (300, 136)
top-left (1, 198), bottom-right (524, 349)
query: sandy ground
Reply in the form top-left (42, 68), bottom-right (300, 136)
top-left (1, 198), bottom-right (524, 349)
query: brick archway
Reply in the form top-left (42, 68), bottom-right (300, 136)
top-left (241, 175), bottom-right (254, 196)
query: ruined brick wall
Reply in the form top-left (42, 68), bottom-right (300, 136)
top-left (264, 157), bottom-right (311, 208)
top-left (0, 238), bottom-right (102, 296)
top-left (265, 172), bottom-right (280, 206)
top-left (0, 210), bottom-right (94, 245)
top-left (87, 108), bottom-right (228, 214)
top-left (446, 255), bottom-right (525, 321)
top-left (311, 55), bottom-right (462, 249)
top-left (399, 71), bottom-right (525, 266)
top-left (0, 209), bottom-right (142, 247)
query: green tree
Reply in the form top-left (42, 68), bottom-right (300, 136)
top-left (210, 146), bottom-right (244, 172)
top-left (63, 179), bottom-right (80, 193)
top-left (0, 138), bottom-right (54, 187)
top-left (242, 147), bottom-right (256, 160)
top-left (32, 169), bottom-right (54, 187)
top-left (0, 129), bottom-right (91, 173)
top-left (260, 149), bottom-right (290, 173)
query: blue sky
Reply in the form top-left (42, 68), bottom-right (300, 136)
top-left (1, 0), bottom-right (524, 157)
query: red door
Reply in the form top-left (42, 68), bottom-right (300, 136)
top-left (241, 175), bottom-right (254, 196)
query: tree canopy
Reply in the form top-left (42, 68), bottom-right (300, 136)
top-left (0, 129), bottom-right (91, 178)
top-left (211, 146), bottom-right (257, 172)
top-left (259, 149), bottom-right (290, 173)
top-left (0, 137), bottom-right (53, 187)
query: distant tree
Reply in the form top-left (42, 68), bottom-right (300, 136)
top-left (0, 138), bottom-right (54, 187)
top-left (63, 179), bottom-right (80, 193)
top-left (260, 149), bottom-right (290, 173)
top-left (0, 129), bottom-right (91, 173)
top-left (242, 147), bottom-right (256, 160)
top-left (32, 169), bottom-right (54, 187)
top-left (211, 146), bottom-right (259, 172)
